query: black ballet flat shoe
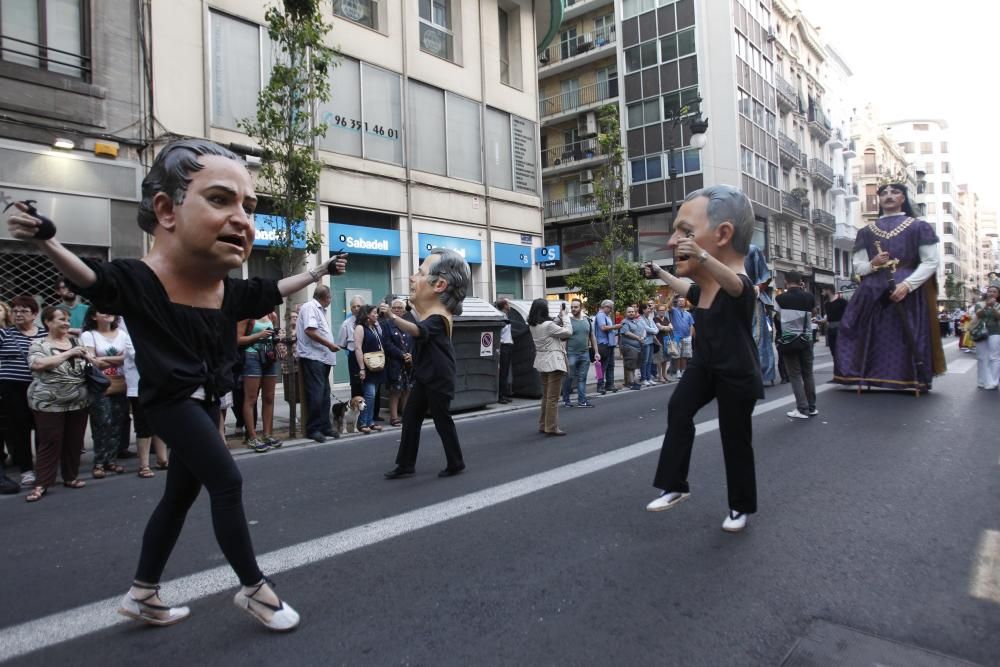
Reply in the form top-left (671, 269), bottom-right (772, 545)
top-left (437, 464), bottom-right (466, 478)
top-left (384, 467), bottom-right (416, 480)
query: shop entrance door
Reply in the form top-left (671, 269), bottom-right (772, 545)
top-left (330, 254), bottom-right (391, 384)
top-left (495, 266), bottom-right (524, 300)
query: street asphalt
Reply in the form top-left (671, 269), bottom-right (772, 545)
top-left (1, 343), bottom-right (997, 666)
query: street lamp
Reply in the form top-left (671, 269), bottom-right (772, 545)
top-left (666, 102), bottom-right (709, 224)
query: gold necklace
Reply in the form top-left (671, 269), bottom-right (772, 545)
top-left (868, 216), bottom-right (914, 240)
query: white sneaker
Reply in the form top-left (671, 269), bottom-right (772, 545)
top-left (722, 510), bottom-right (747, 533)
top-left (786, 410), bottom-right (809, 419)
top-left (646, 491), bottom-right (690, 512)
top-left (807, 408), bottom-right (819, 416)
top-left (233, 580), bottom-right (300, 632)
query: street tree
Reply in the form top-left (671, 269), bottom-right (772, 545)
top-left (239, 0), bottom-right (335, 436)
top-left (568, 104), bottom-right (655, 309)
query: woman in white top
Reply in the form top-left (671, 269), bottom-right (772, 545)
top-left (80, 307), bottom-right (131, 478)
top-left (122, 328), bottom-right (168, 478)
top-left (528, 299), bottom-right (572, 436)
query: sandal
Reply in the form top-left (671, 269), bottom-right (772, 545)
top-left (389, 419), bottom-right (402, 427)
top-left (155, 460), bottom-right (169, 470)
top-left (370, 424), bottom-right (382, 432)
top-left (107, 463), bottom-right (126, 474)
top-left (63, 479), bottom-right (86, 489)
top-left (25, 486), bottom-right (47, 502)
top-left (138, 466), bottom-right (155, 479)
top-left (358, 426), bottom-right (371, 434)
top-left (232, 576), bottom-right (299, 632)
top-left (92, 465), bottom-right (106, 479)
top-left (118, 582), bottom-right (190, 627)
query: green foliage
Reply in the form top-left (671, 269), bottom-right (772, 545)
top-left (567, 104), bottom-right (634, 304)
top-left (573, 255), bottom-right (656, 310)
top-left (944, 273), bottom-right (963, 303)
top-left (238, 0), bottom-right (335, 276)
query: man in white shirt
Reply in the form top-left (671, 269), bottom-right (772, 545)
top-left (296, 284), bottom-right (341, 442)
top-left (495, 298), bottom-right (515, 403)
top-left (336, 295), bottom-right (365, 397)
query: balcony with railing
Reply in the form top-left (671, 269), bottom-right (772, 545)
top-left (562, 0), bottom-right (615, 20)
top-left (864, 193), bottom-right (879, 214)
top-left (541, 137), bottom-right (609, 174)
top-left (835, 222), bottom-right (857, 244)
top-left (775, 75), bottom-right (799, 112)
top-left (539, 26), bottom-right (616, 76)
top-left (812, 208), bottom-right (836, 230)
top-left (778, 132), bottom-right (801, 167)
top-left (831, 174), bottom-right (847, 196)
top-left (539, 79), bottom-right (618, 121)
top-left (845, 182), bottom-right (859, 202)
top-left (0, 34), bottom-right (91, 79)
top-left (829, 128), bottom-right (845, 149)
top-left (807, 104), bottom-right (832, 141)
top-left (810, 158), bottom-right (834, 188)
top-left (544, 194), bottom-right (600, 220)
top-left (781, 191), bottom-right (809, 219)
top-left (843, 139), bottom-right (857, 158)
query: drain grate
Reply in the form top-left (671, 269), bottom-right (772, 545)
top-left (781, 620), bottom-right (982, 667)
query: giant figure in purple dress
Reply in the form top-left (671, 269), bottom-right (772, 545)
top-left (833, 183), bottom-right (946, 394)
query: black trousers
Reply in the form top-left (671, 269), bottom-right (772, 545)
top-left (652, 363), bottom-right (758, 514)
top-left (498, 343), bottom-right (513, 399)
top-left (394, 381), bottom-right (463, 471)
top-left (597, 344), bottom-right (616, 390)
top-left (136, 399), bottom-right (262, 586)
top-left (0, 380), bottom-right (34, 473)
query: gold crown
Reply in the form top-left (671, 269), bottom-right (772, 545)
top-left (877, 168), bottom-right (910, 187)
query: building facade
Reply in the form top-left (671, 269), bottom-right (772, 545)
top-left (822, 45), bottom-right (858, 290)
top-left (0, 0), bottom-right (147, 305)
top-left (150, 0), bottom-right (547, 382)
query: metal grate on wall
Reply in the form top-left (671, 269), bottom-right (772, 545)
top-left (0, 241), bottom-right (106, 307)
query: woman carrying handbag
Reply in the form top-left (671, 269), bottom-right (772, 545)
top-left (354, 305), bottom-right (386, 433)
top-left (80, 307), bottom-right (130, 478)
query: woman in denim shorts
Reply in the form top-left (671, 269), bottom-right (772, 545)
top-left (237, 312), bottom-right (282, 452)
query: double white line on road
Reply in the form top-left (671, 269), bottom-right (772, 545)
top-left (0, 384), bottom-right (837, 662)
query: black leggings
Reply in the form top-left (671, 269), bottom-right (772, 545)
top-left (135, 399), bottom-right (262, 586)
top-left (652, 363), bottom-right (758, 514)
top-left (394, 382), bottom-right (464, 471)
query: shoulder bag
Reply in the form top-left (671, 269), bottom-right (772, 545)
top-left (362, 326), bottom-right (386, 371)
top-left (776, 313), bottom-right (811, 353)
top-left (72, 336), bottom-right (110, 399)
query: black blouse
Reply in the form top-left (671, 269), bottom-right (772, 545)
top-left (412, 315), bottom-right (456, 398)
top-left (687, 274), bottom-right (764, 399)
top-left (72, 258), bottom-right (282, 406)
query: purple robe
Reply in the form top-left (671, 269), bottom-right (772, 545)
top-left (833, 214), bottom-right (943, 392)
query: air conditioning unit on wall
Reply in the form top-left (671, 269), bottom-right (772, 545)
top-left (579, 169), bottom-right (594, 183)
top-left (579, 183), bottom-right (595, 195)
top-left (578, 111), bottom-right (598, 137)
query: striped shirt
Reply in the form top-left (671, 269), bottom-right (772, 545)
top-left (0, 326), bottom-right (48, 383)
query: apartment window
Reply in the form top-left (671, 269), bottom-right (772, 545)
top-left (210, 11), bottom-right (265, 130)
top-left (1, 0), bottom-right (89, 79)
top-left (942, 182), bottom-right (951, 194)
top-left (940, 141), bottom-right (948, 153)
top-left (913, 123), bottom-right (929, 131)
top-left (558, 26), bottom-right (577, 60)
top-left (626, 98), bottom-right (660, 129)
top-left (498, 8), bottom-right (510, 84)
top-left (923, 162), bottom-right (934, 174)
top-left (419, 0), bottom-right (454, 62)
top-left (408, 81), bottom-right (447, 175)
top-left (332, 0), bottom-right (381, 31)
top-left (900, 142), bottom-right (914, 153)
top-left (920, 142), bottom-right (933, 154)
top-left (943, 202), bottom-right (952, 215)
top-left (863, 150), bottom-right (876, 174)
top-left (485, 108), bottom-right (513, 191)
top-left (941, 161), bottom-right (950, 174)
top-left (624, 40), bottom-right (657, 73)
top-left (662, 86), bottom-right (700, 118)
top-left (594, 13), bottom-right (614, 44)
top-left (924, 182), bottom-right (934, 194)
top-left (622, 0), bottom-right (655, 19)
top-left (631, 156), bottom-right (662, 183)
top-left (660, 28), bottom-right (695, 63)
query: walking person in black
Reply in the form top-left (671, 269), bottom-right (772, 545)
top-left (776, 272), bottom-right (818, 419)
top-left (5, 139), bottom-right (347, 631)
top-left (384, 248), bottom-right (471, 479)
top-left (820, 285), bottom-right (847, 362)
top-left (641, 185), bottom-right (763, 533)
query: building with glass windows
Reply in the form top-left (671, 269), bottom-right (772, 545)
top-left (0, 0), bottom-right (147, 304)
top-left (151, 0), bottom-right (553, 383)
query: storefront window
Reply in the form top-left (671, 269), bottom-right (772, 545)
top-left (408, 80), bottom-right (447, 175)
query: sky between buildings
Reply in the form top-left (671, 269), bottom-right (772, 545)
top-left (800, 0), bottom-right (1000, 207)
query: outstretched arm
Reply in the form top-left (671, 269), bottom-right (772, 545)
top-left (643, 262), bottom-right (692, 297)
top-left (389, 312), bottom-right (421, 337)
top-left (277, 253), bottom-right (348, 297)
top-left (6, 203), bottom-right (97, 287)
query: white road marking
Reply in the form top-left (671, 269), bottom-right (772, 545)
top-left (0, 384), bottom-right (835, 662)
top-left (946, 358), bottom-right (977, 374)
top-left (970, 530), bottom-right (1000, 604)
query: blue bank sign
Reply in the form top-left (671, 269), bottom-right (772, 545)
top-left (534, 245), bottom-right (560, 263)
top-left (494, 242), bottom-right (532, 268)
top-left (253, 214), bottom-right (307, 249)
top-left (418, 233), bottom-right (482, 264)
top-left (329, 222), bottom-right (400, 256)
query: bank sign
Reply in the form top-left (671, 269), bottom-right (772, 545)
top-left (418, 233), bottom-right (483, 264)
top-left (329, 222), bottom-right (400, 257)
top-left (494, 242), bottom-right (532, 268)
top-left (253, 214), bottom-right (307, 249)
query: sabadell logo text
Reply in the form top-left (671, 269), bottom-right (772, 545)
top-left (341, 235), bottom-right (389, 251)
